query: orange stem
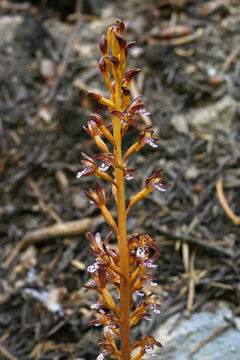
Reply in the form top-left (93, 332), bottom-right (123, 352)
top-left (113, 65), bottom-right (131, 360)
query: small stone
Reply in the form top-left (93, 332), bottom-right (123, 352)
top-left (170, 114), bottom-right (189, 134)
top-left (40, 58), bottom-right (56, 79)
top-left (187, 95), bottom-right (236, 133)
top-left (186, 165), bottom-right (199, 180)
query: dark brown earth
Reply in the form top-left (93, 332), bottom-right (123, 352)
top-left (0, 0), bottom-right (240, 359)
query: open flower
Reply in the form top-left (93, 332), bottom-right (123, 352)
top-left (85, 232), bottom-right (122, 286)
top-left (131, 335), bottom-right (162, 359)
top-left (94, 153), bottom-right (118, 172)
top-left (123, 127), bottom-right (158, 161)
top-left (124, 168), bottom-right (135, 180)
top-left (128, 234), bottom-right (159, 266)
top-left (90, 300), bottom-right (104, 310)
top-left (127, 169), bottom-right (170, 214)
top-left (137, 294), bottom-right (161, 315)
top-left (97, 349), bottom-right (111, 360)
top-left (112, 96), bottom-right (148, 129)
top-left (87, 232), bottom-right (119, 268)
top-left (77, 153), bottom-right (117, 186)
top-left (76, 153), bottom-right (97, 178)
top-left (143, 336), bottom-right (162, 356)
top-left (137, 127), bottom-right (158, 148)
top-left (127, 96), bottom-right (149, 117)
top-left (145, 169), bottom-right (170, 192)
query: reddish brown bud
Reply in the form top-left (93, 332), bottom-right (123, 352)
top-left (115, 33), bottom-right (127, 49)
top-left (116, 19), bottom-right (125, 34)
top-left (100, 34), bottom-right (108, 55)
top-left (130, 104), bottom-right (145, 114)
top-left (99, 56), bottom-right (107, 73)
top-left (88, 91), bottom-right (101, 100)
top-left (126, 41), bottom-right (136, 49)
top-left (125, 68), bottom-right (141, 82)
top-left (90, 113), bottom-right (104, 126)
top-left (105, 56), bottom-right (119, 67)
top-left (111, 110), bottom-right (123, 120)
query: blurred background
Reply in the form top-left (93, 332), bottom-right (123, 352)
top-left (0, 0), bottom-right (240, 359)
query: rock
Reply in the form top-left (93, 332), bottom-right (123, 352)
top-left (171, 95), bottom-right (237, 134)
top-left (57, 106), bottom-right (88, 136)
top-left (14, 11), bottom-right (51, 55)
top-left (0, 15), bottom-right (23, 47)
top-left (186, 165), bottom-right (199, 180)
top-left (170, 114), bottom-right (189, 134)
top-left (144, 43), bottom-right (173, 66)
top-left (150, 301), bottom-right (240, 360)
top-left (40, 58), bottom-right (56, 80)
top-left (43, 18), bottom-right (74, 53)
top-left (83, 0), bottom-right (111, 16)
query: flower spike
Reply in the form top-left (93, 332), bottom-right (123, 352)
top-left (79, 19), bottom-right (167, 360)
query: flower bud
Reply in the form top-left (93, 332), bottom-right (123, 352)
top-left (126, 41), bottom-right (136, 49)
top-left (99, 56), bottom-right (107, 73)
top-left (90, 113), bottom-right (104, 126)
top-left (125, 68), bottom-right (141, 83)
top-left (116, 19), bottom-right (125, 34)
top-left (115, 33), bottom-right (127, 49)
top-left (105, 56), bottom-right (120, 67)
top-left (88, 91), bottom-right (114, 108)
top-left (100, 34), bottom-right (108, 55)
top-left (88, 90), bottom-right (101, 101)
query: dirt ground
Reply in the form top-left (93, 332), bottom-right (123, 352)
top-left (0, 0), bottom-right (240, 359)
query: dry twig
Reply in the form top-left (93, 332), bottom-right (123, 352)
top-left (0, 344), bottom-right (18, 360)
top-left (27, 178), bottom-right (62, 223)
top-left (153, 223), bottom-right (234, 257)
top-left (3, 216), bottom-right (101, 269)
top-left (216, 177), bottom-right (240, 225)
top-left (187, 250), bottom-right (197, 312)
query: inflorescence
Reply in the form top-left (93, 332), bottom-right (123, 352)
top-left (77, 19), bottom-right (169, 360)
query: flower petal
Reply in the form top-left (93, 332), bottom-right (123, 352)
top-left (99, 161), bottom-right (111, 172)
top-left (87, 262), bottom-right (99, 273)
top-left (136, 245), bottom-right (148, 258)
top-left (151, 182), bottom-right (167, 191)
top-left (143, 137), bottom-right (158, 148)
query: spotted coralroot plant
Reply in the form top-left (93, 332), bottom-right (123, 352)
top-left (77, 20), bottom-right (170, 360)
